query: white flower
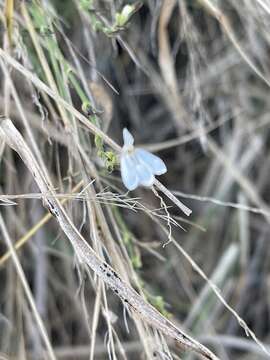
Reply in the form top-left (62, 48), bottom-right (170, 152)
top-left (120, 128), bottom-right (167, 190)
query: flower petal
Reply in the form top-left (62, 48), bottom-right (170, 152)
top-left (123, 128), bottom-right (134, 147)
top-left (136, 162), bottom-right (155, 187)
top-left (120, 153), bottom-right (138, 190)
top-left (135, 148), bottom-right (167, 175)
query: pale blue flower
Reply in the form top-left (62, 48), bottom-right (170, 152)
top-left (120, 128), bottom-right (167, 190)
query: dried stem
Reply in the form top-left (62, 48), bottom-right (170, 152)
top-left (0, 48), bottom-right (192, 218)
top-left (0, 119), bottom-right (218, 359)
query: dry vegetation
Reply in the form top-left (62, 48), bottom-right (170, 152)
top-left (0, 0), bottom-right (270, 359)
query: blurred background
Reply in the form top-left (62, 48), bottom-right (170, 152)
top-left (0, 0), bottom-right (270, 359)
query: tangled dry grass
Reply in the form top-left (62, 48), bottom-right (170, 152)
top-left (1, 0), bottom-right (270, 359)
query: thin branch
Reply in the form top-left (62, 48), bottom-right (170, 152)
top-left (0, 119), bottom-right (218, 360)
top-left (0, 48), bottom-right (191, 217)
